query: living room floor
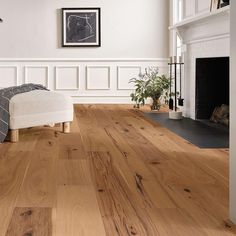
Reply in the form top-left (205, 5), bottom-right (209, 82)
top-left (0, 105), bottom-right (235, 236)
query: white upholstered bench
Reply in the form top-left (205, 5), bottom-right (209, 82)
top-left (9, 90), bottom-right (73, 142)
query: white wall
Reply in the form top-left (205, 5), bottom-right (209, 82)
top-left (230, 0), bottom-right (236, 224)
top-left (0, 0), bottom-right (169, 103)
top-left (169, 0), bottom-right (175, 56)
top-left (0, 0), bottom-right (169, 58)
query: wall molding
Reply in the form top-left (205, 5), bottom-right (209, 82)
top-left (72, 96), bottom-right (134, 104)
top-left (196, 1), bottom-right (209, 15)
top-left (0, 65), bottom-right (19, 86)
top-left (186, 33), bottom-right (230, 45)
top-left (117, 66), bottom-right (142, 90)
top-left (0, 58), bottom-right (168, 104)
top-left (0, 58), bottom-right (169, 62)
top-left (86, 65), bottom-right (111, 90)
top-left (182, 0), bottom-right (211, 20)
top-left (24, 65), bottom-right (49, 88)
top-left (55, 65), bottom-right (80, 91)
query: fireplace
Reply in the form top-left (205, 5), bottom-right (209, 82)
top-left (195, 57), bottom-right (229, 120)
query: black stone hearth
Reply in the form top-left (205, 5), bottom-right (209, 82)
top-left (144, 113), bottom-right (229, 148)
top-left (195, 57), bottom-right (229, 120)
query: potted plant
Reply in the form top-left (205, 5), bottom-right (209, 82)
top-left (129, 67), bottom-right (171, 110)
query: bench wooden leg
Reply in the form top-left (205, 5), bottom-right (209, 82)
top-left (63, 122), bottom-right (70, 133)
top-left (11, 129), bottom-right (19, 143)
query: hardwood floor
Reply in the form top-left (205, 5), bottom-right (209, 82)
top-left (0, 105), bottom-right (235, 236)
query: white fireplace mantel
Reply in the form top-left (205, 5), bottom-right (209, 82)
top-left (170, 6), bottom-right (230, 119)
top-left (170, 6), bottom-right (230, 44)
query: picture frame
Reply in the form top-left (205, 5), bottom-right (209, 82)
top-left (210, 0), bottom-right (220, 11)
top-left (62, 8), bottom-right (101, 47)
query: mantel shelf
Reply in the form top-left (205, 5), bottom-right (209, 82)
top-left (169, 5), bottom-right (230, 30)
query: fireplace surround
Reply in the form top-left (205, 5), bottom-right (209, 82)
top-left (195, 57), bottom-right (229, 120)
top-left (171, 6), bottom-right (230, 119)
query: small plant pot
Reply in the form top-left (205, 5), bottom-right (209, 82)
top-left (151, 98), bottom-right (161, 111)
top-left (169, 111), bottom-right (183, 120)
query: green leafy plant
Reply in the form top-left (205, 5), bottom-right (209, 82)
top-left (129, 67), bottom-right (171, 110)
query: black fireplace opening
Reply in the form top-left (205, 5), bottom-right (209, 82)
top-left (195, 57), bottom-right (229, 120)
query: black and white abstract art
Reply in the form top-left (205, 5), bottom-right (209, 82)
top-left (62, 8), bottom-right (101, 47)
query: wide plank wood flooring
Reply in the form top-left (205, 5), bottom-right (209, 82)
top-left (0, 105), bottom-right (235, 236)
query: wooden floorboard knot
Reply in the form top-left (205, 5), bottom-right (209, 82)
top-left (20, 210), bottom-right (32, 217)
top-left (135, 173), bottom-right (144, 195)
top-left (23, 231), bottom-right (33, 236)
top-left (184, 188), bottom-right (191, 193)
top-left (150, 161), bottom-right (161, 165)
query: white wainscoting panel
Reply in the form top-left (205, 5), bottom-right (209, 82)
top-left (117, 66), bottom-right (142, 90)
top-left (0, 58), bottom-right (168, 103)
top-left (86, 66), bottom-right (111, 90)
top-left (25, 66), bottom-right (49, 88)
top-left (183, 0), bottom-right (196, 19)
top-left (182, 0), bottom-right (211, 20)
top-left (55, 66), bottom-right (79, 90)
top-left (196, 0), bottom-right (210, 14)
top-left (0, 66), bottom-right (18, 88)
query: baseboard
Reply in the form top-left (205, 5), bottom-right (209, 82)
top-left (72, 96), bottom-right (133, 104)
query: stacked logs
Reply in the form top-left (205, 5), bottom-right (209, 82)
top-left (210, 104), bottom-right (229, 126)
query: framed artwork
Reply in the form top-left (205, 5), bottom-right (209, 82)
top-left (62, 8), bottom-right (101, 47)
top-left (210, 0), bottom-right (220, 11)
